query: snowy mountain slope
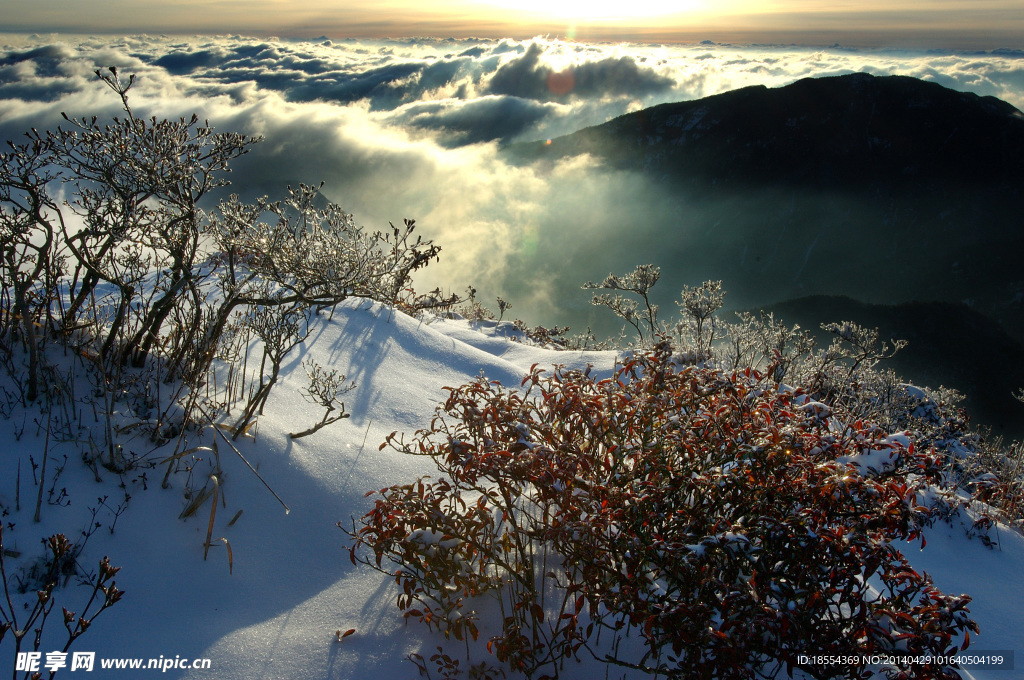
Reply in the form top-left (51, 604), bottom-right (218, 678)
top-left (2, 299), bottom-right (1022, 680)
top-left (900, 519), bottom-right (1024, 679)
top-left (173, 304), bottom-right (1024, 680)
top-left (1, 300), bottom-right (616, 679)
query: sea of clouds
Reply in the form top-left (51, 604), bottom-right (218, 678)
top-left (2, 33), bottom-right (1023, 332)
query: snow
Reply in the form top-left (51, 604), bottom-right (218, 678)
top-left (0, 300), bottom-right (615, 679)
top-left (1, 298), bottom-right (1021, 679)
top-left (898, 517), bottom-right (1024, 679)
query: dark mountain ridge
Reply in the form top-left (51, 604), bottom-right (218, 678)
top-left (505, 73), bottom-right (1024, 344)
top-left (509, 72), bottom-right (1024, 190)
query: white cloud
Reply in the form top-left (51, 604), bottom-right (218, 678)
top-left (2, 33), bottom-right (1023, 333)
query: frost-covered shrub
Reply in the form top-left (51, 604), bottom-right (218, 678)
top-left (288, 359), bottom-right (356, 440)
top-left (52, 69), bottom-right (257, 372)
top-left (347, 345), bottom-right (977, 679)
top-left (0, 70), bottom-right (447, 561)
top-left (583, 264), bottom-right (661, 345)
top-left (673, 279), bottom-right (725, 363)
top-left (1, 71), bottom-right (443, 440)
top-left (583, 266), bottom-right (952, 443)
top-left (947, 435), bottom-right (1024, 535)
top-left (454, 286), bottom-right (496, 323)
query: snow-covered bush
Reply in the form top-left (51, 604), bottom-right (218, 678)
top-left (455, 286), bottom-right (497, 323)
top-left (288, 359), bottom-right (356, 440)
top-left (584, 265), bottom-right (1024, 534)
top-left (347, 345), bottom-right (978, 679)
top-left (0, 68), bottom-right (448, 620)
top-left (0, 69), bottom-right (443, 446)
top-left (583, 264), bottom-right (661, 346)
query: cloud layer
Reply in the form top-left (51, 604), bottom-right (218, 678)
top-left (2, 33), bottom-right (1024, 333)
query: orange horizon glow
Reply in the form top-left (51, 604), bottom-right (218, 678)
top-left (0, 0), bottom-right (1021, 49)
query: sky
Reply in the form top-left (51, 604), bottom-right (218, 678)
top-left (1, 1), bottom-right (1024, 49)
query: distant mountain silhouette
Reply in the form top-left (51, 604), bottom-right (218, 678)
top-left (756, 295), bottom-right (1024, 441)
top-left (510, 72), bottom-right (1024, 189)
top-left (506, 73), bottom-right (1024, 343)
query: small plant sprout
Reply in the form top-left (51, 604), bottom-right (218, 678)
top-left (1, 527), bottom-right (124, 675)
top-left (456, 285), bottom-right (495, 322)
top-left (675, 279), bottom-right (725, 363)
top-left (583, 263), bottom-right (661, 345)
top-left (289, 360), bottom-right (356, 439)
top-left (496, 297), bottom-right (511, 323)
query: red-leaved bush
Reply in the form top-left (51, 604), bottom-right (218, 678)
top-left (344, 344), bottom-right (977, 679)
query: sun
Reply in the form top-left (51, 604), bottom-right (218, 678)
top-left (480, 0), bottom-right (707, 23)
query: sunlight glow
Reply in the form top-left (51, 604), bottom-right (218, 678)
top-left (0, 0), bottom-right (1020, 47)
top-left (480, 0), bottom-right (707, 22)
